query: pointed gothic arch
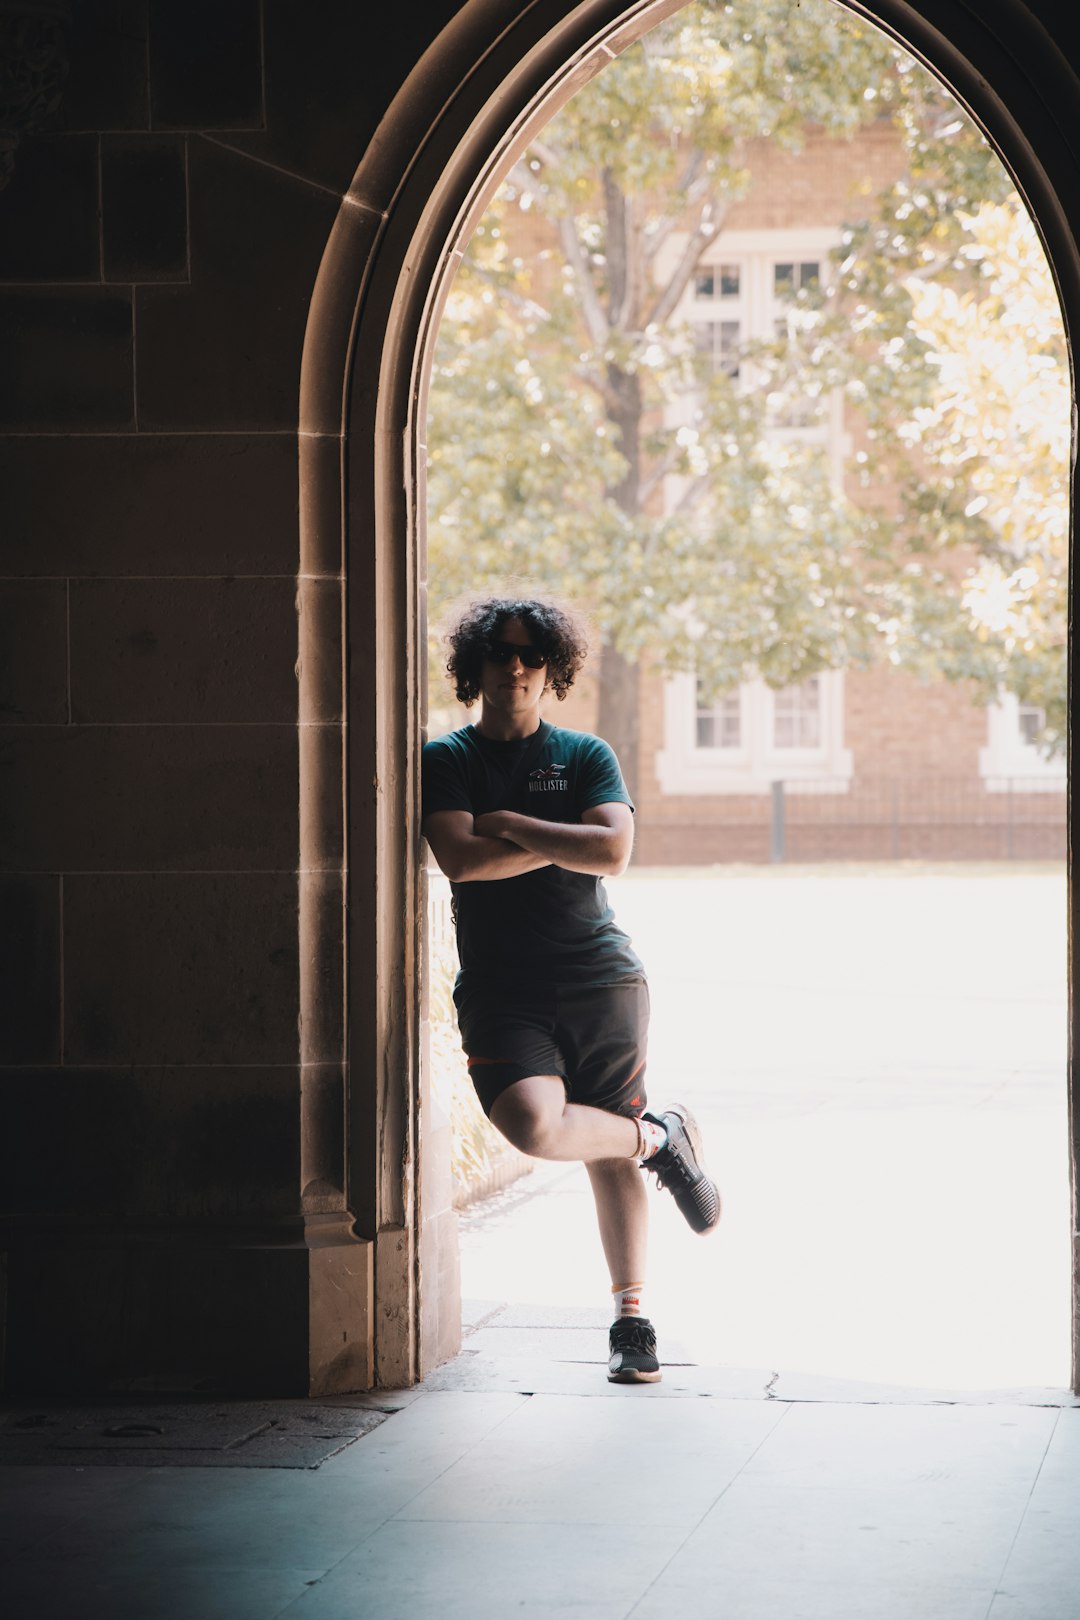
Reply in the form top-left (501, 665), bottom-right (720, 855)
top-left (298, 0), bottom-right (1079, 1389)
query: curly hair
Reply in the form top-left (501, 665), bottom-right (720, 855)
top-left (445, 597), bottom-right (588, 706)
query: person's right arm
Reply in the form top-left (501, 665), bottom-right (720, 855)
top-left (422, 809), bottom-right (552, 882)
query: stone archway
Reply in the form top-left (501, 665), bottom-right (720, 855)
top-left (298, 0), bottom-right (1080, 1390)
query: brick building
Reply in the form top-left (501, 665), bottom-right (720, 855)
top-left (482, 122), bottom-right (1067, 863)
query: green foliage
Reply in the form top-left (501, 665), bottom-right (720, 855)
top-left (427, 0), bottom-right (1068, 756)
top-left (793, 107), bottom-right (1068, 748)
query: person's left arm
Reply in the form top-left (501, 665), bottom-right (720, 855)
top-left (472, 802), bottom-right (633, 877)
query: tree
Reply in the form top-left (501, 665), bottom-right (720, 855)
top-left (802, 184), bottom-right (1068, 750)
top-left (906, 204), bottom-right (1068, 751)
top-left (426, 0), bottom-right (1067, 779)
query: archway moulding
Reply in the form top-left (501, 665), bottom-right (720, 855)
top-left (297, 0), bottom-right (1079, 1390)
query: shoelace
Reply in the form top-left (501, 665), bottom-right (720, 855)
top-left (652, 1144), bottom-right (721, 1223)
top-left (610, 1318), bottom-right (657, 1354)
top-left (651, 1141), bottom-right (696, 1193)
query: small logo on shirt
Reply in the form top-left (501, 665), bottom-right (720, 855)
top-left (529, 763), bottom-right (568, 792)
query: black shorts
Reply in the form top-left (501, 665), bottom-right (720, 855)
top-left (453, 976), bottom-right (650, 1120)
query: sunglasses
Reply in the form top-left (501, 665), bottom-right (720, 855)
top-left (484, 639), bottom-right (548, 669)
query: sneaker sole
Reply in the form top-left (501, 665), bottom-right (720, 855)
top-left (667, 1102), bottom-right (704, 1161)
top-left (607, 1366), bottom-right (663, 1384)
top-left (663, 1102), bottom-right (722, 1233)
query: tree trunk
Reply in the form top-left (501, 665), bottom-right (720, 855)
top-left (600, 361), bottom-right (644, 799)
top-left (596, 640), bottom-right (640, 802)
top-left (594, 171), bottom-right (645, 800)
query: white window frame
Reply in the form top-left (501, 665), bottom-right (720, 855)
top-left (656, 670), bottom-right (853, 796)
top-left (664, 227), bottom-right (852, 491)
top-left (656, 230), bottom-right (854, 798)
top-left (688, 258), bottom-right (747, 378)
top-left (979, 693), bottom-right (1066, 792)
top-left (693, 679), bottom-right (746, 752)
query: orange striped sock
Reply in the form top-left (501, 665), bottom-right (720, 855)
top-left (636, 1118), bottom-right (667, 1161)
top-left (612, 1282), bottom-right (645, 1319)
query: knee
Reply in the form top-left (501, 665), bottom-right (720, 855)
top-left (492, 1101), bottom-right (561, 1158)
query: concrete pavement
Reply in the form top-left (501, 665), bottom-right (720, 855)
top-left (3, 1372), bottom-right (1077, 1619)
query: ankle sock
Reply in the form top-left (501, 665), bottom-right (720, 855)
top-left (612, 1282), bottom-right (645, 1319)
top-left (636, 1117), bottom-right (668, 1162)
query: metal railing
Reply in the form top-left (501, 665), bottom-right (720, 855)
top-left (767, 775), bottom-right (1066, 861)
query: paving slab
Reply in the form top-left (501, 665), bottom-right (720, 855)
top-left (275, 1517), bottom-right (691, 1620)
top-left (0, 1400), bottom-right (390, 1469)
top-left (0, 1558), bottom-right (326, 1620)
top-left (417, 1348), bottom-right (776, 1398)
top-left (450, 1299), bottom-right (1080, 1407)
top-left (395, 1391), bottom-right (788, 1525)
top-left (1, 1392), bottom-right (1077, 1619)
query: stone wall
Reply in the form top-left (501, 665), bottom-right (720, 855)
top-left (0, 0), bottom-right (459, 1395)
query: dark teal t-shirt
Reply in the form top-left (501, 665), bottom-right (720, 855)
top-left (421, 722), bottom-right (644, 985)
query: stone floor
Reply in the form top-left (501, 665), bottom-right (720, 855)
top-left (1, 1359), bottom-right (1078, 1620)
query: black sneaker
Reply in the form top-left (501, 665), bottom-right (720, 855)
top-left (642, 1103), bottom-right (722, 1234)
top-left (607, 1316), bottom-right (662, 1383)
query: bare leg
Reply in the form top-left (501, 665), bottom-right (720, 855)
top-left (488, 1076), bottom-right (648, 1295)
top-left (489, 1075), bottom-right (640, 1162)
top-left (586, 1157), bottom-right (649, 1292)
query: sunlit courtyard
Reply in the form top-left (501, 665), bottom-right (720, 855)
top-left (458, 863), bottom-right (1070, 1392)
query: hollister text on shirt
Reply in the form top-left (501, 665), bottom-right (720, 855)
top-left (530, 764), bottom-right (568, 792)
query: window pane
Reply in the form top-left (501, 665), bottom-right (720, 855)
top-left (719, 320), bottom-right (740, 376)
top-left (692, 321), bottom-right (713, 355)
top-left (773, 677), bottom-right (821, 748)
top-left (693, 319), bottom-right (741, 377)
top-left (776, 261), bottom-right (821, 297)
top-left (772, 394), bottom-right (824, 429)
top-left (694, 272), bottom-right (715, 298)
top-left (1018, 704), bottom-right (1045, 746)
top-left (695, 681), bottom-right (741, 749)
top-left (719, 264), bottom-right (740, 297)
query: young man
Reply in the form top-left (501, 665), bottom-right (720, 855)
top-left (421, 597), bottom-right (721, 1383)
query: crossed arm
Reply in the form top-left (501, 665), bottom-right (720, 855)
top-left (422, 801), bottom-right (634, 882)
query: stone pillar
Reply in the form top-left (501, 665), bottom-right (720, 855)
top-left (0, 0), bottom-right (391, 1395)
